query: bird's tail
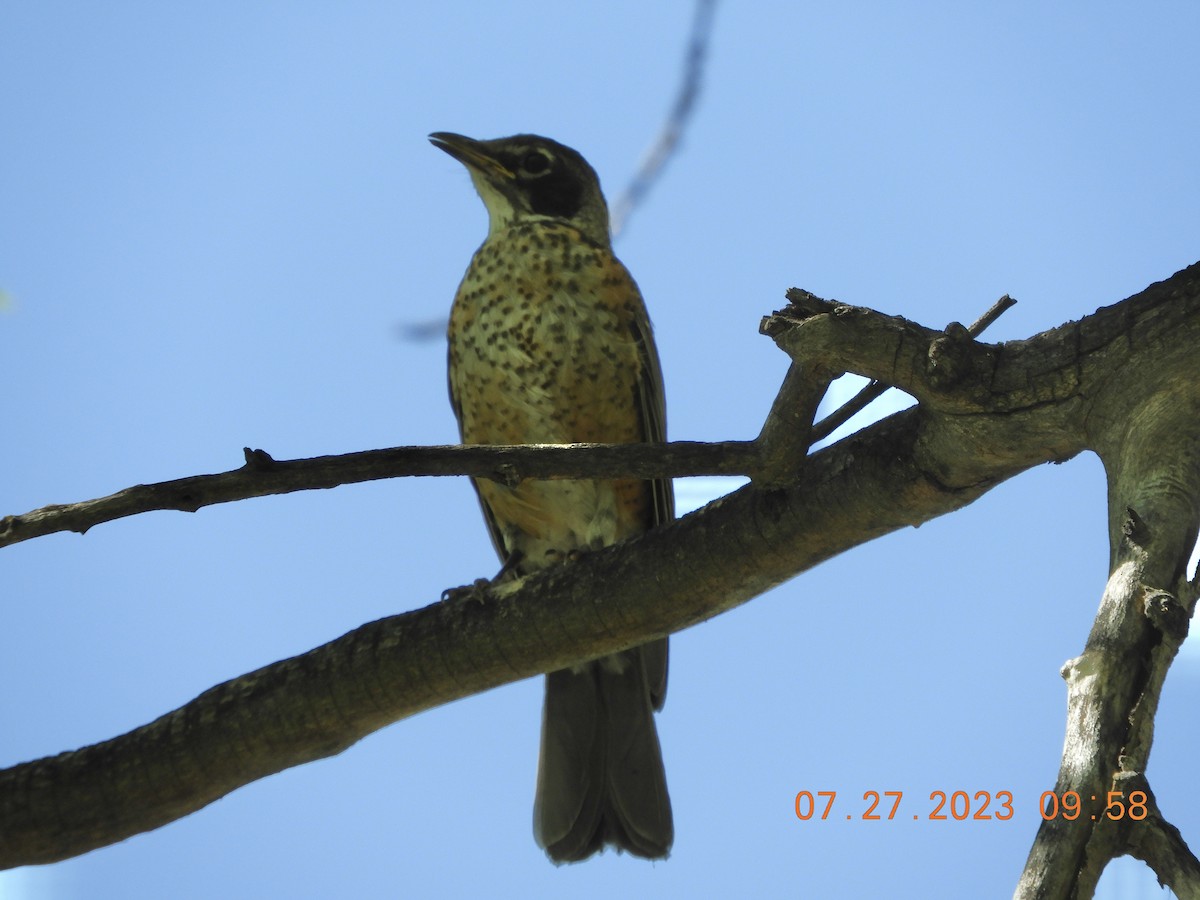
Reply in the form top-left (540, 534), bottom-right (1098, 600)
top-left (532, 642), bottom-right (673, 862)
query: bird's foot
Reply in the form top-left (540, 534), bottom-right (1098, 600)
top-left (441, 577), bottom-right (494, 605)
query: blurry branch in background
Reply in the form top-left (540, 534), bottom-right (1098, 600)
top-left (609, 0), bottom-right (717, 239)
top-left (398, 0), bottom-right (717, 341)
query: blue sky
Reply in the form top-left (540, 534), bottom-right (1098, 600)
top-left (2, 3), bottom-right (1198, 898)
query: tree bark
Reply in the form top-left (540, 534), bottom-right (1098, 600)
top-left (2, 262), bottom-right (1198, 896)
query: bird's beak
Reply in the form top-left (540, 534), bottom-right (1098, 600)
top-left (429, 132), bottom-right (513, 182)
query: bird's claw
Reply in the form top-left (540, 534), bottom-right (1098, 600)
top-left (441, 577), bottom-right (494, 605)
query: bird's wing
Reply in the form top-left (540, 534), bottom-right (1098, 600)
top-left (629, 299), bottom-right (671, 710)
top-left (448, 347), bottom-right (519, 568)
top-left (630, 303), bottom-right (673, 527)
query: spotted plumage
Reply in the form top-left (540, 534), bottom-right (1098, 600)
top-left (432, 132), bottom-right (673, 863)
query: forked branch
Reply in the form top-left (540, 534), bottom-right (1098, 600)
top-left (2, 262), bottom-right (1198, 889)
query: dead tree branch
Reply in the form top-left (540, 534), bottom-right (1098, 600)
top-left (0, 293), bottom-right (1010, 549)
top-left (2, 261), bottom-right (1198, 888)
top-left (0, 441), bottom-right (757, 548)
top-left (1014, 263), bottom-right (1200, 897)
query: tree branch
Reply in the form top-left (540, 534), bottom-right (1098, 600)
top-left (3, 261), bottom-right (1198, 874)
top-left (0, 409), bottom-right (997, 868)
top-left (805, 292), bottom-right (1016, 443)
top-left (1013, 263), bottom-right (1200, 898)
top-left (0, 441), bottom-right (759, 548)
top-left (1, 293), bottom-right (1015, 548)
top-left (1126, 777), bottom-right (1200, 898)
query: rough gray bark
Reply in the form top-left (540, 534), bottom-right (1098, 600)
top-left (2, 262), bottom-right (1198, 899)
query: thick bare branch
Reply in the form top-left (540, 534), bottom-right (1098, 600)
top-left (803, 292), bottom-right (1017, 443)
top-left (3, 261), bottom-right (1198, 872)
top-left (1014, 264), bottom-right (1200, 898)
top-left (1126, 777), bottom-right (1200, 898)
top-left (0, 410), bottom-right (996, 868)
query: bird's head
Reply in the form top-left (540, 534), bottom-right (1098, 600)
top-left (430, 132), bottom-right (611, 246)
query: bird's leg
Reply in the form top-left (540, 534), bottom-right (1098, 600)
top-left (493, 547), bottom-right (526, 581)
top-left (440, 549), bottom-right (526, 604)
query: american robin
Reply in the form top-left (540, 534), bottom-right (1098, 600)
top-left (430, 132), bottom-right (673, 863)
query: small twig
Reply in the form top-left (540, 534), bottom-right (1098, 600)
top-left (968, 293), bottom-right (1018, 335)
top-left (810, 294), bottom-right (1016, 442)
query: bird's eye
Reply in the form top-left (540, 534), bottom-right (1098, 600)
top-left (520, 151), bottom-right (551, 175)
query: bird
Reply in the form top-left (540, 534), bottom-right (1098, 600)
top-left (430, 131), bottom-right (673, 863)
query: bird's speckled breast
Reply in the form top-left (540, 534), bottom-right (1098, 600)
top-left (448, 220), bottom-right (653, 565)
